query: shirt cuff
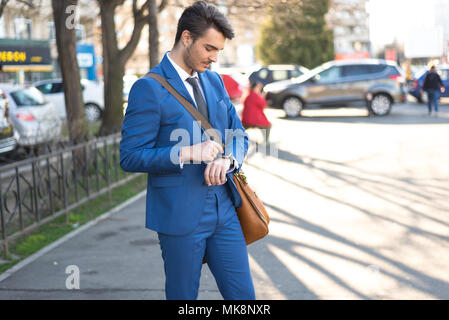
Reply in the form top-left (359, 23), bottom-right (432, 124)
top-left (179, 147), bottom-right (184, 169)
top-left (226, 154), bottom-right (238, 173)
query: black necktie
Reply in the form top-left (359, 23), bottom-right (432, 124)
top-left (186, 77), bottom-right (209, 120)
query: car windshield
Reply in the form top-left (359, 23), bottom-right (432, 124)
top-left (10, 87), bottom-right (46, 107)
top-left (291, 63), bottom-right (332, 83)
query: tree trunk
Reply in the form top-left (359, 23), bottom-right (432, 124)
top-left (51, 0), bottom-right (88, 144)
top-left (97, 0), bottom-right (148, 136)
top-left (0, 0), bottom-right (9, 19)
top-left (98, 1), bottom-right (124, 135)
top-left (148, 0), bottom-right (159, 69)
top-left (101, 57), bottom-right (125, 135)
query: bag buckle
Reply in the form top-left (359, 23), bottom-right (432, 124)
top-left (235, 170), bottom-right (248, 184)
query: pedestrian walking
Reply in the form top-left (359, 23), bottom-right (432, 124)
top-left (120, 1), bottom-right (255, 300)
top-left (421, 65), bottom-right (445, 115)
top-left (241, 81), bottom-right (272, 145)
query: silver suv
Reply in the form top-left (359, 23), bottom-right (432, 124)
top-left (263, 59), bottom-right (407, 117)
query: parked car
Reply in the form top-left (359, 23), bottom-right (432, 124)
top-left (34, 79), bottom-right (104, 122)
top-left (408, 66), bottom-right (449, 103)
top-left (0, 87), bottom-right (17, 156)
top-left (220, 73), bottom-right (243, 100)
top-left (0, 84), bottom-right (62, 149)
top-left (123, 74), bottom-right (138, 102)
top-left (263, 59), bottom-right (407, 117)
top-left (249, 64), bottom-right (310, 87)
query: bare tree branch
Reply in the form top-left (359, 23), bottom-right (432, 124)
top-left (158, 0), bottom-right (168, 12)
top-left (133, 0), bottom-right (150, 18)
top-left (120, 1), bottom-right (149, 63)
top-left (0, 0), bottom-right (10, 18)
top-left (16, 0), bottom-right (35, 8)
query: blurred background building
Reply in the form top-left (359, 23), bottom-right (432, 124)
top-left (4, 0), bottom-right (449, 85)
top-left (0, 0), bottom-right (98, 84)
top-left (326, 0), bottom-right (371, 60)
top-left (122, 1), bottom-right (265, 76)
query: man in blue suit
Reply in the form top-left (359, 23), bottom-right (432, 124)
top-left (120, 1), bottom-right (255, 300)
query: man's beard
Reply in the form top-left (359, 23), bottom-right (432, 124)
top-left (183, 44), bottom-right (198, 74)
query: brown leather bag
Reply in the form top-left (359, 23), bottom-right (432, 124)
top-left (145, 73), bottom-right (270, 245)
top-left (232, 171), bottom-right (270, 244)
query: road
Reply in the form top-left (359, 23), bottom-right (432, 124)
top-left (0, 99), bottom-right (448, 299)
top-left (243, 99), bottom-right (449, 299)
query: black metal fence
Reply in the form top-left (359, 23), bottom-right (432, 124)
top-left (0, 133), bottom-right (140, 257)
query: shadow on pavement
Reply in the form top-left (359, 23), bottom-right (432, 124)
top-left (247, 144), bottom-right (449, 299)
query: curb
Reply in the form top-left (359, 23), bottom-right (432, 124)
top-left (0, 189), bottom-right (147, 283)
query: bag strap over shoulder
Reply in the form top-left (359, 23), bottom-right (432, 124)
top-left (145, 72), bottom-right (222, 144)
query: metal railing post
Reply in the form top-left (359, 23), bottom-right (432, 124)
top-left (0, 172), bottom-right (8, 258)
top-left (15, 166), bottom-right (24, 231)
top-left (84, 142), bottom-right (90, 198)
top-left (31, 160), bottom-right (39, 223)
top-left (104, 140), bottom-right (111, 203)
top-left (60, 152), bottom-right (69, 224)
top-left (46, 157), bottom-right (54, 216)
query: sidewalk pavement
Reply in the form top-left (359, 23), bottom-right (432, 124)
top-left (4, 113), bottom-right (448, 300)
top-left (0, 181), bottom-right (276, 300)
top-left (0, 135), bottom-right (281, 300)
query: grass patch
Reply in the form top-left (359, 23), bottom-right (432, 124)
top-left (61, 121), bottom-right (101, 140)
top-left (0, 173), bottom-right (147, 275)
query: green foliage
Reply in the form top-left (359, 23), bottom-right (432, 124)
top-left (256, 0), bottom-right (334, 69)
top-left (15, 234), bottom-right (47, 256)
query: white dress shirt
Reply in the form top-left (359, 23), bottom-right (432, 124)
top-left (166, 52), bottom-right (238, 173)
top-left (167, 52), bottom-right (206, 108)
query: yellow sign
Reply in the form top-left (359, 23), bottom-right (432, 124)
top-left (0, 50), bottom-right (27, 63)
top-left (30, 56), bottom-right (42, 63)
top-left (2, 65), bottom-right (53, 72)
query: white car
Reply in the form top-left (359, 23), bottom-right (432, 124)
top-left (34, 79), bottom-right (104, 122)
top-left (0, 84), bottom-right (62, 149)
top-left (123, 74), bottom-right (138, 102)
top-left (0, 87), bottom-right (17, 155)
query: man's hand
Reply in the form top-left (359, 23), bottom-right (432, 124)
top-left (181, 140), bottom-right (224, 163)
top-left (204, 157), bottom-right (231, 186)
top-left (441, 87), bottom-right (446, 93)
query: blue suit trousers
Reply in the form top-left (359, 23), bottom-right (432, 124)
top-left (157, 184), bottom-right (256, 300)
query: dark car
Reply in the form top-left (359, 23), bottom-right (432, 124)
top-left (263, 59), bottom-right (407, 117)
top-left (0, 87), bottom-right (17, 156)
top-left (408, 66), bottom-right (449, 103)
top-left (249, 64), bottom-right (309, 87)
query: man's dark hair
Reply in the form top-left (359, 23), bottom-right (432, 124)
top-left (250, 80), bottom-right (262, 91)
top-left (174, 1), bottom-right (235, 46)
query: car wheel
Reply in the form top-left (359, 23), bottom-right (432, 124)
top-left (85, 103), bottom-right (102, 122)
top-left (282, 96), bottom-right (303, 118)
top-left (369, 93), bottom-right (392, 116)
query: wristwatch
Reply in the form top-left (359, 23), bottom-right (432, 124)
top-left (222, 153), bottom-right (237, 169)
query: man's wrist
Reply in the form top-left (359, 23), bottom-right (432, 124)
top-left (222, 157), bottom-right (231, 170)
top-left (222, 153), bottom-right (237, 170)
top-left (180, 146), bottom-right (191, 162)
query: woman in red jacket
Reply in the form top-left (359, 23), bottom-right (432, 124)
top-left (241, 81), bottom-right (272, 144)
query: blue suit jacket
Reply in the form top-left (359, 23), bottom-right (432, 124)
top-left (120, 53), bottom-right (249, 236)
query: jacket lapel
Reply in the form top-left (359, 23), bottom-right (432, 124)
top-left (158, 53), bottom-right (220, 141)
top-left (160, 53), bottom-right (196, 107)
